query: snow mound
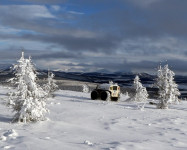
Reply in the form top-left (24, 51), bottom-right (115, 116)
top-left (3, 129), bottom-right (18, 137)
top-left (0, 135), bottom-right (7, 141)
top-left (0, 129), bottom-right (18, 150)
top-left (84, 140), bottom-right (93, 146)
top-left (3, 145), bottom-right (12, 149)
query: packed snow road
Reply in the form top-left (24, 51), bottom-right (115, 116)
top-left (0, 86), bottom-right (187, 150)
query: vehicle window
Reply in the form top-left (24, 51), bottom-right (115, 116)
top-left (113, 86), bottom-right (117, 90)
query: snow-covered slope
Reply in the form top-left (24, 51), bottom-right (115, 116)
top-left (0, 86), bottom-right (187, 150)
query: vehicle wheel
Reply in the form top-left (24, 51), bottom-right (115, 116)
top-left (91, 90), bottom-right (99, 100)
top-left (101, 91), bottom-right (110, 101)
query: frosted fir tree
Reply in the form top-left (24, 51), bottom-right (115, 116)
top-left (109, 81), bottom-right (114, 85)
top-left (131, 75), bottom-right (149, 110)
top-left (155, 64), bottom-right (180, 109)
top-left (82, 84), bottom-right (89, 93)
top-left (8, 52), bottom-right (48, 123)
top-left (43, 71), bottom-right (58, 97)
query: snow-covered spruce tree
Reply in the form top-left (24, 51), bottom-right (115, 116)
top-left (82, 84), bottom-right (89, 93)
top-left (155, 64), bottom-right (180, 109)
top-left (8, 52), bottom-right (48, 123)
top-left (131, 75), bottom-right (149, 109)
top-left (43, 71), bottom-right (58, 97)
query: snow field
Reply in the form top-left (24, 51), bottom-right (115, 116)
top-left (0, 86), bottom-right (187, 150)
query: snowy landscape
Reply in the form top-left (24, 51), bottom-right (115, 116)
top-left (1, 1), bottom-right (187, 150)
top-left (0, 52), bottom-right (186, 149)
top-left (1, 86), bottom-right (187, 150)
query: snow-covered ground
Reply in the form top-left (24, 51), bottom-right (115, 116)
top-left (0, 86), bottom-right (187, 150)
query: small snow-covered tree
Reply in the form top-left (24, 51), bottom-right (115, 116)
top-left (8, 52), bottom-right (48, 123)
top-left (125, 91), bottom-right (129, 97)
top-left (131, 75), bottom-right (148, 109)
top-left (155, 64), bottom-right (180, 109)
top-left (44, 71), bottom-right (58, 97)
top-left (109, 81), bottom-right (114, 85)
top-left (82, 84), bottom-right (89, 93)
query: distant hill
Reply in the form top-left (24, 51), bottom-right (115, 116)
top-left (0, 66), bottom-right (187, 98)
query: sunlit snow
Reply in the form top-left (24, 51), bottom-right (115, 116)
top-left (0, 86), bottom-right (187, 150)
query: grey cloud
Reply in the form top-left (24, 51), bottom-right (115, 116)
top-left (25, 0), bottom-right (67, 4)
top-left (0, 33), bottom-right (120, 53)
top-left (80, 0), bottom-right (187, 38)
top-left (144, 0), bottom-right (187, 37)
top-left (0, 49), bottom-right (43, 60)
top-left (164, 59), bottom-right (187, 73)
top-left (34, 51), bottom-right (83, 59)
top-left (27, 34), bottom-right (120, 52)
top-left (2, 0), bottom-right (67, 4)
top-left (1, 2), bottom-right (186, 54)
top-left (0, 5), bottom-right (120, 53)
top-left (0, 48), bottom-right (83, 60)
top-left (125, 59), bottom-right (187, 75)
top-left (76, 59), bottom-right (187, 75)
top-left (0, 1), bottom-right (187, 74)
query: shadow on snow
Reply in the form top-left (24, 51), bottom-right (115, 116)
top-left (0, 115), bottom-right (12, 123)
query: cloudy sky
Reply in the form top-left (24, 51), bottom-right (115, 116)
top-left (0, 0), bottom-right (186, 75)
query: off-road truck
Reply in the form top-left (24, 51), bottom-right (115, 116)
top-left (91, 83), bottom-right (120, 101)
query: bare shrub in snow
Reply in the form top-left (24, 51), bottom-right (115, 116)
top-left (43, 71), bottom-right (58, 97)
top-left (130, 75), bottom-right (148, 110)
top-left (82, 84), bottom-right (89, 93)
top-left (155, 64), bottom-right (180, 109)
top-left (8, 52), bottom-right (48, 123)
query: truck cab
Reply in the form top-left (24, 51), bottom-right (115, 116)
top-left (91, 83), bottom-right (120, 101)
